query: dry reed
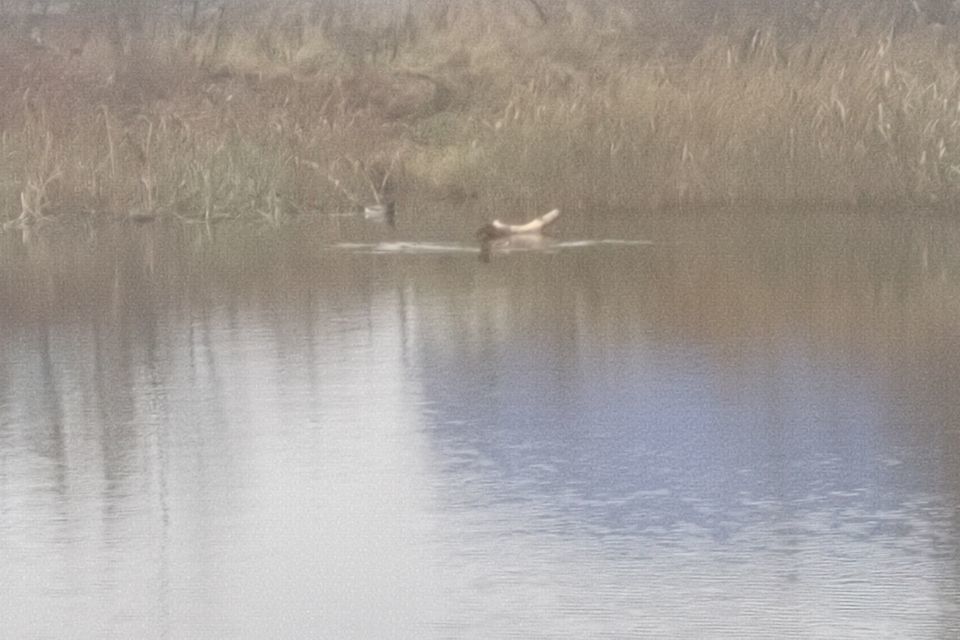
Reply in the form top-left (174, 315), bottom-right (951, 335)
top-left (2, 0), bottom-right (960, 230)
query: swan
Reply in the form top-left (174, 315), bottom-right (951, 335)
top-left (475, 208), bottom-right (560, 241)
top-left (363, 202), bottom-right (396, 226)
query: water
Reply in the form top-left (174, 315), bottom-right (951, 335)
top-left (2, 207), bottom-right (960, 638)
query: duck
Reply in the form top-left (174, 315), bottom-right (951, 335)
top-left (475, 208), bottom-right (560, 242)
top-left (363, 202), bottom-right (396, 227)
top-left (127, 207), bottom-right (159, 224)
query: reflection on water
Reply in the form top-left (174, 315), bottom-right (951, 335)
top-left (2, 209), bottom-right (960, 638)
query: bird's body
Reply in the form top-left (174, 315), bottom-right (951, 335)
top-left (127, 208), bottom-right (158, 224)
top-left (363, 202), bottom-right (396, 226)
top-left (475, 208), bottom-right (560, 242)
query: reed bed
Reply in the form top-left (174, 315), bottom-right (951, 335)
top-left (2, 0), bottom-right (960, 229)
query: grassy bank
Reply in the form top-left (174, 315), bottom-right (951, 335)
top-left (2, 0), bottom-right (960, 229)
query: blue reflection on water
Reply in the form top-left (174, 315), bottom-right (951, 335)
top-left (417, 326), bottom-right (950, 550)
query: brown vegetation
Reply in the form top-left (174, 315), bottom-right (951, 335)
top-left (2, 0), bottom-right (960, 229)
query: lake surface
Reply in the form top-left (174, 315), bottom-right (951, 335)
top-left (2, 206), bottom-right (960, 638)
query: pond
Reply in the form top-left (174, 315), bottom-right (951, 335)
top-left (2, 205), bottom-right (960, 638)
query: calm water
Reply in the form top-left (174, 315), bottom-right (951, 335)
top-left (2, 207), bottom-right (960, 638)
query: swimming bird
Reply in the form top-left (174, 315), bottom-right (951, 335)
top-left (127, 208), bottom-right (159, 224)
top-left (363, 202), bottom-right (396, 227)
top-left (475, 208), bottom-right (560, 242)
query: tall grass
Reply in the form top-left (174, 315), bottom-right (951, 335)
top-left (2, 0), bottom-right (960, 229)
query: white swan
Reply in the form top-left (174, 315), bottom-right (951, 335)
top-left (363, 202), bottom-right (395, 226)
top-left (475, 208), bottom-right (560, 241)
